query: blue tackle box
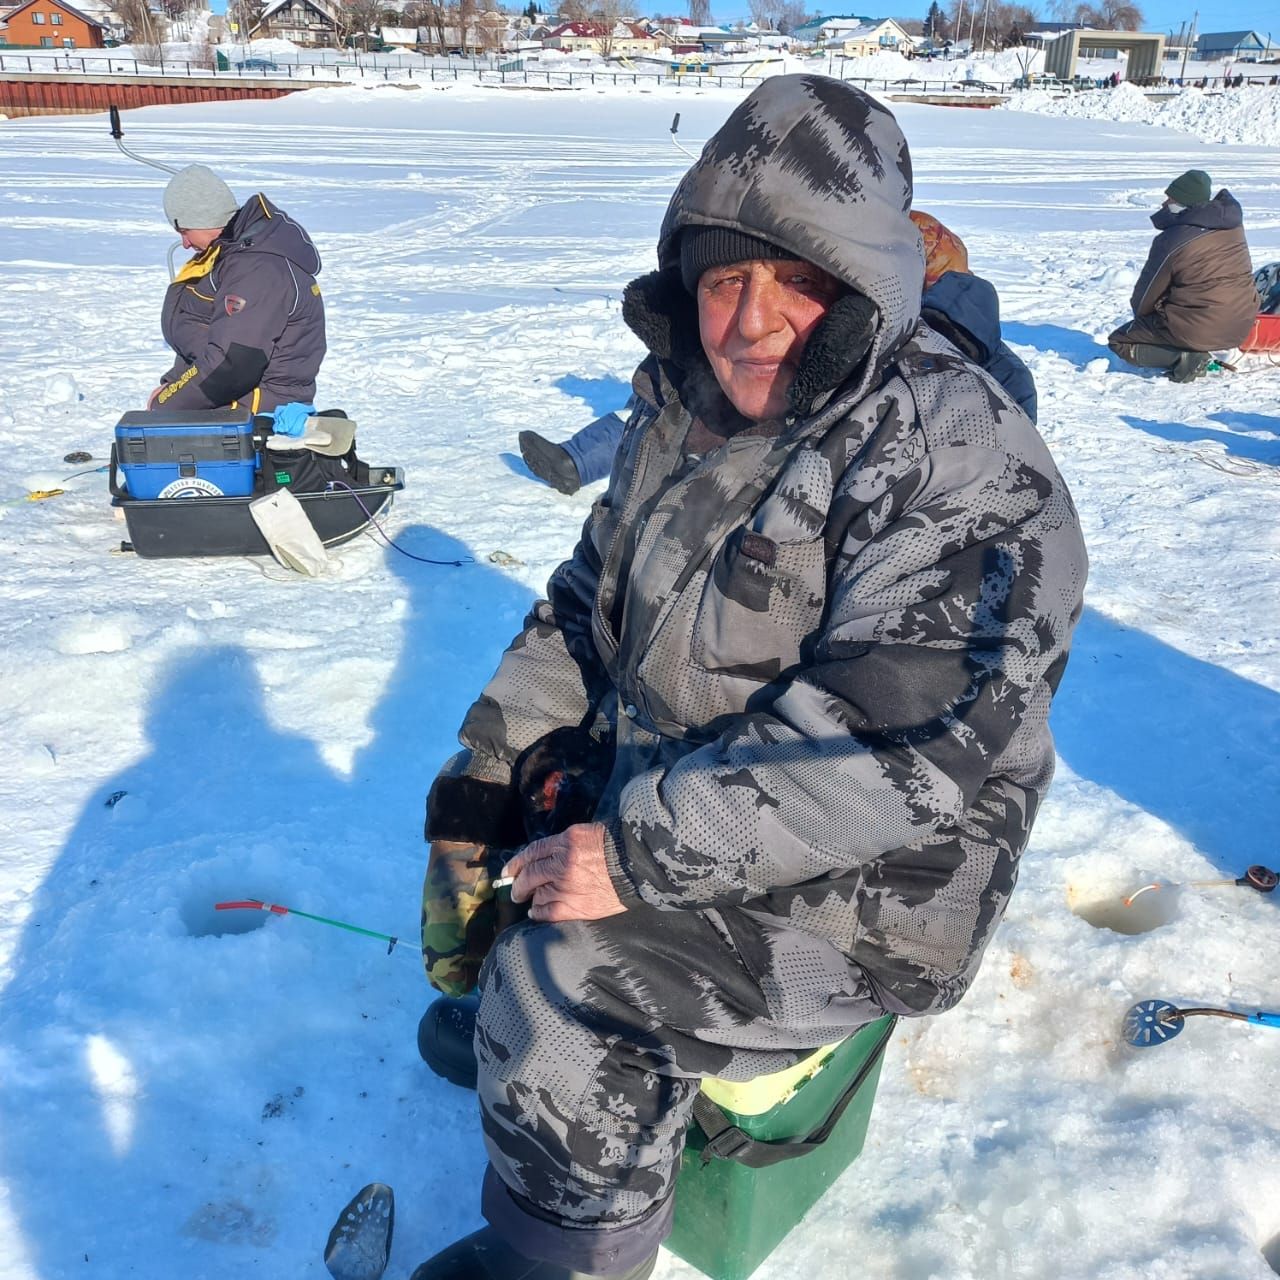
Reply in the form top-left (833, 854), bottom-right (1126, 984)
top-left (114, 408), bottom-right (258, 499)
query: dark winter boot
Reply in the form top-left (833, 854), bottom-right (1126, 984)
top-left (519, 431), bottom-right (582, 495)
top-left (1166, 350), bottom-right (1212, 383)
top-left (324, 1182), bottom-right (395, 1280)
top-left (417, 993), bottom-right (479, 1090)
top-left (408, 1227), bottom-right (658, 1280)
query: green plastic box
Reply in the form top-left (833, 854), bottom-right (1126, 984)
top-left (666, 1015), bottom-right (895, 1280)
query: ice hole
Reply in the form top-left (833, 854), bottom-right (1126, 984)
top-left (1067, 882), bottom-right (1179, 935)
top-left (181, 894), bottom-right (274, 938)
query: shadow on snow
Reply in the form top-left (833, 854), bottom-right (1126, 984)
top-left (0, 526), bottom-right (533, 1277)
top-left (1053, 608), bottom-right (1280, 879)
top-left (1001, 321), bottom-right (1118, 370)
top-left (1121, 413), bottom-right (1280, 467)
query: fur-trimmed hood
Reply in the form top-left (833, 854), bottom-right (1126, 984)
top-left (623, 75), bottom-right (922, 421)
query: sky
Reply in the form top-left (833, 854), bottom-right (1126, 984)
top-left (1, 73), bottom-right (1279, 1280)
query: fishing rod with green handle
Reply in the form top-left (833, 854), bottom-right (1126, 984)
top-left (215, 899), bottom-right (422, 958)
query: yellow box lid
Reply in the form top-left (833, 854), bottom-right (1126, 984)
top-left (698, 1042), bottom-right (841, 1116)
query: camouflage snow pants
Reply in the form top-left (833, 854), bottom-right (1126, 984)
top-left (475, 902), bottom-right (885, 1274)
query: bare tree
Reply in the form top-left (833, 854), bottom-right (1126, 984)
top-left (464, 0), bottom-right (483, 50)
top-left (406, 1), bottom-right (450, 52)
top-left (117, 0), bottom-right (168, 60)
top-left (998, 3), bottom-right (1038, 45)
top-left (777, 0), bottom-right (806, 35)
top-left (1074, 0), bottom-right (1142, 27)
top-left (593, 0), bottom-right (623, 57)
top-left (687, 0), bottom-right (711, 26)
top-left (748, 0), bottom-right (782, 29)
top-left (345, 0), bottom-right (385, 48)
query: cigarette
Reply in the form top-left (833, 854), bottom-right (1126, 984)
top-left (492, 875), bottom-right (516, 889)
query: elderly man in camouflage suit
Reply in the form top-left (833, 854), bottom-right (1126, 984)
top-left (412, 75), bottom-right (1087, 1280)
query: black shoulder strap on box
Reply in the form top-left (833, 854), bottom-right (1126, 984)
top-left (691, 1016), bottom-right (896, 1169)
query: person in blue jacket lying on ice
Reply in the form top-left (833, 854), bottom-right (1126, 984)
top-left (517, 208), bottom-right (1037, 496)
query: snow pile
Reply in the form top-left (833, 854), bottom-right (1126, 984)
top-left (1157, 85), bottom-right (1280, 147)
top-left (1004, 81), bottom-right (1280, 147)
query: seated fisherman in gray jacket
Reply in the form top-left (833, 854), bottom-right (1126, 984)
top-left (409, 75), bottom-right (1088, 1280)
top-left (148, 164), bottom-right (326, 415)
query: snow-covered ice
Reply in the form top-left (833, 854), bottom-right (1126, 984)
top-left (1, 82), bottom-right (1278, 1280)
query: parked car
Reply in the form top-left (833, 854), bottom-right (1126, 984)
top-left (236, 57), bottom-right (279, 71)
top-left (1013, 72), bottom-right (1073, 93)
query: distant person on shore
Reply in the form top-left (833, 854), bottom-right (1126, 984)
top-left (518, 209), bottom-right (1038, 495)
top-left (147, 164), bottom-right (326, 415)
top-left (1108, 168), bottom-right (1259, 382)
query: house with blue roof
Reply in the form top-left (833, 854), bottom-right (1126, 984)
top-left (1195, 30), bottom-right (1272, 61)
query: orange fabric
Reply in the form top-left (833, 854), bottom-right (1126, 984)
top-left (910, 210), bottom-right (970, 288)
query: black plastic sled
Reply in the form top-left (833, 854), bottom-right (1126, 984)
top-left (108, 408), bottom-right (404, 560)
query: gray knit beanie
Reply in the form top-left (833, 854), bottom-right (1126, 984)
top-left (680, 226), bottom-right (792, 294)
top-left (163, 164), bottom-right (239, 232)
top-left (1165, 169), bottom-right (1211, 208)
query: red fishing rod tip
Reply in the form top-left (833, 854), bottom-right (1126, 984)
top-left (215, 899), bottom-right (270, 912)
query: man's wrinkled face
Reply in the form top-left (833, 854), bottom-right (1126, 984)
top-left (697, 258), bottom-right (841, 421)
top-left (179, 227), bottom-right (222, 252)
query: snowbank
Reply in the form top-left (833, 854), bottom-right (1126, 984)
top-left (1004, 81), bottom-right (1280, 148)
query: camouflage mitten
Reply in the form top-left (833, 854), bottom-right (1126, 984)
top-left (422, 753), bottom-right (525, 998)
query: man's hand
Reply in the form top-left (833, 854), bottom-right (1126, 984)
top-left (502, 823), bottom-right (625, 924)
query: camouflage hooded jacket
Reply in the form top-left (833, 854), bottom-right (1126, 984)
top-left (455, 77), bottom-right (1087, 1018)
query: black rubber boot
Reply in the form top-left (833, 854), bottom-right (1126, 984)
top-left (518, 431), bottom-right (582, 495)
top-left (1167, 350), bottom-right (1212, 383)
top-left (408, 1227), bottom-right (658, 1280)
top-left (417, 994), bottom-right (479, 1090)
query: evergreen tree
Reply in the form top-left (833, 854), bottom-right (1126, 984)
top-left (924, 0), bottom-right (949, 41)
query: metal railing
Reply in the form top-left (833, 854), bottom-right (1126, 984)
top-left (2, 53), bottom-right (1278, 94)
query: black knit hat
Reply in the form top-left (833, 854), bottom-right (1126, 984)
top-left (679, 226), bottom-right (793, 294)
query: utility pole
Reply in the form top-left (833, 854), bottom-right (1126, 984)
top-left (955, 0), bottom-right (965, 52)
top-left (1179, 10), bottom-right (1196, 82)
top-left (978, 0), bottom-right (991, 54)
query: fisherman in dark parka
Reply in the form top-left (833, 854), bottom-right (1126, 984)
top-left (1109, 168), bottom-right (1258, 382)
top-left (148, 164), bottom-right (326, 414)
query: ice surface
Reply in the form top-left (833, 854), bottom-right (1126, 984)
top-left (0, 82), bottom-right (1278, 1280)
